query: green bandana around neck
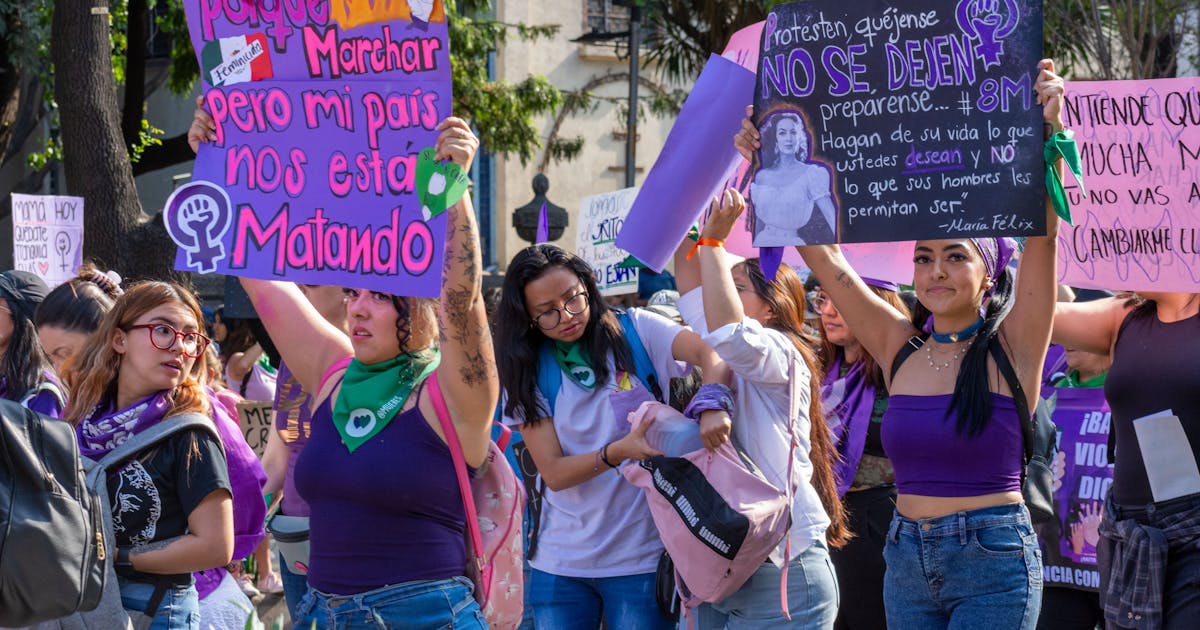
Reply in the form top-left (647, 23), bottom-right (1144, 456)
top-left (332, 347), bottom-right (440, 453)
top-left (1059, 369), bottom-right (1107, 389)
top-left (553, 340), bottom-right (597, 389)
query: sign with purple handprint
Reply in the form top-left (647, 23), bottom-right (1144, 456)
top-left (179, 1), bottom-right (452, 296)
top-left (1035, 386), bottom-right (1112, 593)
top-left (751, 0), bottom-right (1044, 245)
top-left (1057, 78), bottom-right (1200, 292)
top-left (10, 193), bottom-right (84, 289)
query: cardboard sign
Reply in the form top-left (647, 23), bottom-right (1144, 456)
top-left (11, 194), bottom-right (84, 289)
top-left (1037, 387), bottom-right (1112, 593)
top-left (578, 188), bottom-right (639, 296)
top-left (1057, 79), bottom-right (1200, 292)
top-left (750, 0), bottom-right (1044, 245)
top-left (236, 400), bottom-right (274, 458)
top-left (172, 1), bottom-right (452, 297)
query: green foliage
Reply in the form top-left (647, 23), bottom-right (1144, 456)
top-left (129, 119), bottom-right (164, 163)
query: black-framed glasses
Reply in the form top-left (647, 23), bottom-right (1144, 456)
top-left (533, 291), bottom-right (589, 330)
top-left (126, 324), bottom-right (210, 358)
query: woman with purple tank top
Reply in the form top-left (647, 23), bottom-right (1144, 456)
top-left (212, 116), bottom-right (496, 628)
top-left (1052, 291), bottom-right (1200, 628)
top-left (734, 58), bottom-right (1068, 629)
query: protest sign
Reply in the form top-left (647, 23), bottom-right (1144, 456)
top-left (11, 194), bottom-right (84, 289)
top-left (236, 400), bottom-right (274, 458)
top-left (616, 54), bottom-right (755, 272)
top-left (171, 1), bottom-right (454, 297)
top-left (1057, 79), bottom-right (1200, 292)
top-left (750, 0), bottom-right (1044, 246)
top-left (578, 188), bottom-right (639, 296)
top-left (1037, 387), bottom-right (1111, 592)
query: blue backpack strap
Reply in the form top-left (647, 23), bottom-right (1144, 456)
top-left (536, 343), bottom-right (562, 417)
top-left (616, 310), bottom-right (664, 404)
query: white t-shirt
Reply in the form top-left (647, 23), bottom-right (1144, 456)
top-left (677, 288), bottom-right (831, 564)
top-left (503, 308), bottom-right (689, 577)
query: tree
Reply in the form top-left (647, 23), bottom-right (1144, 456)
top-left (1044, 1), bottom-right (1199, 79)
top-left (50, 0), bottom-right (568, 281)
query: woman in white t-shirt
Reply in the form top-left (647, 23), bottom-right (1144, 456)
top-left (495, 244), bottom-right (729, 630)
top-left (673, 189), bottom-right (849, 628)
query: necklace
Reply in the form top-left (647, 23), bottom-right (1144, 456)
top-left (926, 339), bottom-right (973, 371)
top-left (927, 316), bottom-right (984, 343)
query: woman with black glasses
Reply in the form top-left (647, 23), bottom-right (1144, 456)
top-left (64, 282), bottom-right (234, 630)
top-left (494, 244), bottom-right (729, 630)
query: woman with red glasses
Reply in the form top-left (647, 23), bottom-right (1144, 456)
top-left (64, 282), bottom-right (234, 630)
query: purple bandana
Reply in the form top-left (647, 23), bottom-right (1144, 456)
top-left (968, 237), bottom-right (1016, 297)
top-left (76, 392), bottom-right (174, 460)
top-left (821, 350), bottom-right (877, 497)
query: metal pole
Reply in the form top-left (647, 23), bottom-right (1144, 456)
top-left (625, 6), bottom-right (640, 188)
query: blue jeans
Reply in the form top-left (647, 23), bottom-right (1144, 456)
top-left (691, 540), bottom-right (838, 629)
top-left (279, 550), bottom-right (309, 620)
top-left (294, 576), bottom-right (485, 629)
top-left (529, 570), bottom-right (673, 630)
top-left (883, 503), bottom-right (1042, 629)
top-left (117, 578), bottom-right (198, 630)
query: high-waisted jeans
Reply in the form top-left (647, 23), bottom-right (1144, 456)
top-left (295, 576), bottom-right (485, 629)
top-left (883, 503), bottom-right (1042, 629)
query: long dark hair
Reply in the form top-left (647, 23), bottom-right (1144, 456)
top-left (34, 262), bottom-right (122, 335)
top-left (2, 313), bottom-right (53, 402)
top-left (495, 245), bottom-right (634, 427)
top-left (738, 259), bottom-right (849, 548)
top-left (910, 266), bottom-right (1016, 437)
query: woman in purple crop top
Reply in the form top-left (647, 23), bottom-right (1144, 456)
top-left (1053, 291), bottom-right (1200, 628)
top-left (734, 58), bottom-right (1068, 630)
top-left (214, 116), bottom-right (496, 629)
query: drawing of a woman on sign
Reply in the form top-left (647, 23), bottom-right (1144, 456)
top-left (749, 110), bottom-right (837, 247)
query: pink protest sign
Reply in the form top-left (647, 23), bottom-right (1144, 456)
top-left (1058, 79), bottom-right (1200, 292)
top-left (170, 1), bottom-right (451, 297)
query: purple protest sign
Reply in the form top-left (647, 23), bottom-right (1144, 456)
top-left (1036, 386), bottom-right (1111, 593)
top-left (1057, 79), bottom-right (1200, 292)
top-left (176, 1), bottom-right (451, 296)
top-left (615, 54), bottom-right (755, 272)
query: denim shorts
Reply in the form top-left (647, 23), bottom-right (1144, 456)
top-left (117, 577), bottom-right (198, 630)
top-left (295, 576), bottom-right (486, 629)
top-left (882, 503), bottom-right (1042, 629)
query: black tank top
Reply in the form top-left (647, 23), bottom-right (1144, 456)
top-left (1105, 303), bottom-right (1200, 504)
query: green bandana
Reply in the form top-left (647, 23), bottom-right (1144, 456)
top-left (333, 348), bottom-right (440, 453)
top-left (1044, 129), bottom-right (1085, 224)
top-left (1057, 369), bottom-right (1107, 389)
top-left (553, 341), bottom-right (596, 389)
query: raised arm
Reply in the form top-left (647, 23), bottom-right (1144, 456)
top-left (733, 107), bottom-right (913, 373)
top-left (240, 279), bottom-right (352, 396)
top-left (999, 59), bottom-right (1066, 393)
top-left (1052, 298), bottom-right (1131, 356)
top-left (430, 118), bottom-right (498, 461)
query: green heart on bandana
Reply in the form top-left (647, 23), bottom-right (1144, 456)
top-left (416, 148), bottom-right (470, 221)
top-left (333, 348), bottom-right (440, 453)
top-left (553, 341), bottom-right (596, 390)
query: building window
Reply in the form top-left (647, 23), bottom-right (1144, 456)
top-left (587, 0), bottom-right (631, 34)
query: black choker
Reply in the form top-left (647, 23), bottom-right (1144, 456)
top-left (925, 316), bottom-right (984, 343)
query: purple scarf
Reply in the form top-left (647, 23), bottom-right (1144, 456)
top-left (76, 392), bottom-right (174, 460)
top-left (821, 351), bottom-right (876, 497)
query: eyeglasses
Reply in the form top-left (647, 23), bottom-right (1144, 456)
top-left (533, 291), bottom-right (589, 330)
top-left (126, 324), bottom-right (210, 358)
top-left (807, 290), bottom-right (836, 314)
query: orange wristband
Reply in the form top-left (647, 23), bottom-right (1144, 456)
top-left (686, 237), bottom-right (725, 260)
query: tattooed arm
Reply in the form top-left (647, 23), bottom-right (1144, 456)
top-left (428, 118), bottom-right (497, 468)
top-left (128, 490), bottom-right (233, 574)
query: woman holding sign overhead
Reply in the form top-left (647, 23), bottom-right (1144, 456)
top-left (192, 110), bottom-right (497, 627)
top-left (1051, 291), bottom-right (1200, 628)
top-left (735, 59), bottom-right (1067, 629)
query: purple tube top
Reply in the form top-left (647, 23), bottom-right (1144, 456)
top-left (881, 393), bottom-right (1023, 497)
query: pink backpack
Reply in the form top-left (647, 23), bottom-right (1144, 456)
top-left (430, 374), bottom-right (526, 630)
top-left (623, 402), bottom-right (794, 615)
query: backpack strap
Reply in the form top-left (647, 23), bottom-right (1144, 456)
top-left (987, 343), bottom-right (1034, 479)
top-left (536, 344), bottom-right (562, 417)
top-left (889, 335), bottom-right (926, 382)
top-left (616, 310), bottom-right (664, 404)
top-left (428, 373), bottom-right (487, 588)
top-left (89, 414), bottom-right (223, 482)
top-left (778, 358), bottom-right (802, 621)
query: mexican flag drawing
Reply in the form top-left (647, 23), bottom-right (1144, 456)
top-left (202, 33), bottom-right (274, 87)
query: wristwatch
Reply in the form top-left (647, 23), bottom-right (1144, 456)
top-left (115, 547), bottom-right (134, 570)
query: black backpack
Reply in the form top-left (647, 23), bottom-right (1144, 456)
top-left (0, 400), bottom-right (106, 625)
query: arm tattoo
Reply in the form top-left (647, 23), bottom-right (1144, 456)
top-left (835, 269), bottom-right (853, 288)
top-left (131, 535), bottom-right (184, 555)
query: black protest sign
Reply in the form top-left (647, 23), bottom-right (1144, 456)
top-left (750, 0), bottom-right (1045, 246)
